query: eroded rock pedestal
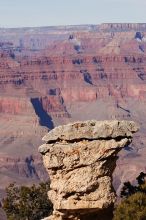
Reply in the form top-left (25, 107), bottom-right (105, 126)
top-left (39, 120), bottom-right (138, 220)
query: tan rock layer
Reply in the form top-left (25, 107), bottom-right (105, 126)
top-left (42, 120), bottom-right (137, 143)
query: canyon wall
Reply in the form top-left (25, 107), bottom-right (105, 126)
top-left (0, 24), bottom-right (146, 200)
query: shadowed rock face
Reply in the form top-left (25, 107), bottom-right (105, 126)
top-left (31, 98), bottom-right (54, 129)
top-left (39, 120), bottom-right (138, 220)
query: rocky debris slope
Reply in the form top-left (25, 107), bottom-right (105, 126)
top-left (39, 120), bottom-right (138, 220)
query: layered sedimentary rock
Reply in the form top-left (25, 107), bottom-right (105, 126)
top-left (1, 24), bottom-right (146, 200)
top-left (39, 120), bottom-right (138, 220)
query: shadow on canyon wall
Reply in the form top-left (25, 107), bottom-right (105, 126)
top-left (31, 98), bottom-right (54, 129)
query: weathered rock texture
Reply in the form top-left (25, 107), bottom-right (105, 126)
top-left (39, 120), bottom-right (138, 220)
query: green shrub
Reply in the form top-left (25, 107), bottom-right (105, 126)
top-left (2, 182), bottom-right (52, 220)
top-left (113, 192), bottom-right (146, 220)
top-left (114, 172), bottom-right (146, 220)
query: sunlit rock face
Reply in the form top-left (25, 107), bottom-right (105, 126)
top-left (39, 120), bottom-right (138, 220)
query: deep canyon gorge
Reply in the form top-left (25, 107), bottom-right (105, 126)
top-left (0, 24), bottom-right (146, 217)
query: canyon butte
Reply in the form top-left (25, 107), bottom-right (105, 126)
top-left (0, 23), bottom-right (146, 206)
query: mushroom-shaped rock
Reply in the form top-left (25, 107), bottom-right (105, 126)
top-left (39, 120), bottom-right (138, 220)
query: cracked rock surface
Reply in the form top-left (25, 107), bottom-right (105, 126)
top-left (39, 120), bottom-right (138, 220)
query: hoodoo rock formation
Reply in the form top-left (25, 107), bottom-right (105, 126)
top-left (39, 120), bottom-right (138, 220)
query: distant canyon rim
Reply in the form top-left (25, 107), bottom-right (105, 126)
top-left (0, 23), bottom-right (146, 202)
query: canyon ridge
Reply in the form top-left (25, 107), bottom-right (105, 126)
top-left (0, 23), bottom-right (146, 204)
